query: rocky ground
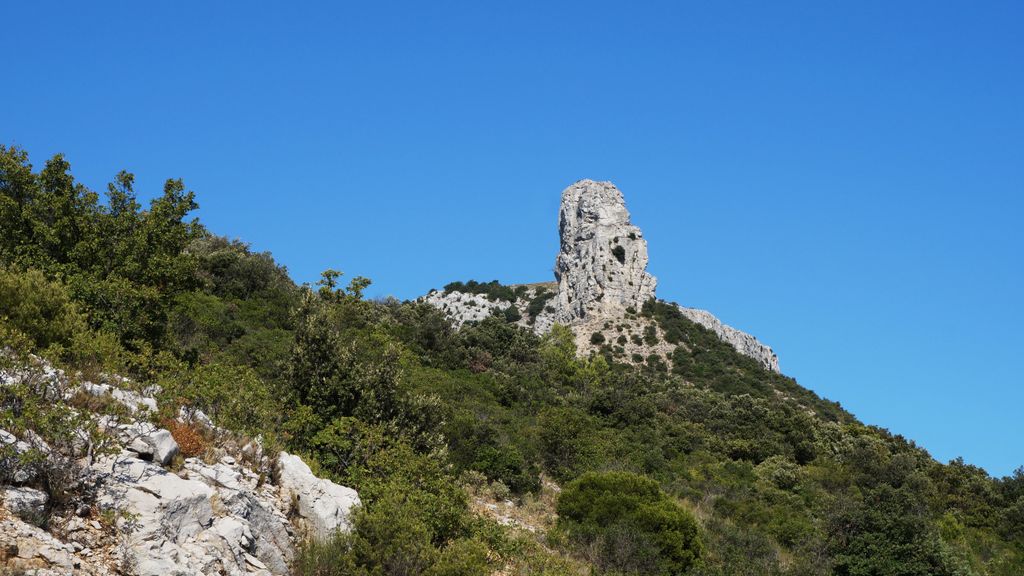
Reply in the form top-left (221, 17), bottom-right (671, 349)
top-left (421, 283), bottom-right (557, 335)
top-left (0, 357), bottom-right (360, 575)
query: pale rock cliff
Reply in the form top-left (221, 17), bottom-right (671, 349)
top-left (421, 290), bottom-right (511, 328)
top-left (677, 306), bottom-right (780, 372)
top-left (277, 453), bottom-right (361, 540)
top-left (420, 179), bottom-right (781, 373)
top-left (552, 180), bottom-right (657, 324)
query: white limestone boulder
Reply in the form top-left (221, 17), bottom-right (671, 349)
top-left (3, 486), bottom-right (48, 521)
top-left (276, 452), bottom-right (360, 540)
top-left (120, 422), bottom-right (179, 466)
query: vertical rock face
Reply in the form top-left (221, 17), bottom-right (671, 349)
top-left (553, 180), bottom-right (657, 324)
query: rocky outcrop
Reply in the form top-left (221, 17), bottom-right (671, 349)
top-left (420, 284), bottom-right (557, 335)
top-left (94, 455), bottom-right (222, 575)
top-left (0, 358), bottom-right (361, 575)
top-left (422, 290), bottom-right (511, 328)
top-left (277, 452), bottom-right (361, 540)
top-left (81, 381), bottom-right (158, 414)
top-left (420, 179), bottom-right (782, 372)
top-left (678, 306), bottom-right (780, 372)
top-left (0, 510), bottom-right (99, 574)
top-left (553, 180), bottom-right (657, 324)
top-left (3, 486), bottom-right (48, 521)
top-left (88, 451), bottom-right (315, 576)
top-left (1, 437), bottom-right (358, 576)
top-left (121, 422), bottom-right (180, 466)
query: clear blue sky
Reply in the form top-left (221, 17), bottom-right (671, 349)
top-left (3, 2), bottom-right (1022, 476)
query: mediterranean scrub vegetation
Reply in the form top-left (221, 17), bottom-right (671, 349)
top-left (1, 145), bottom-right (1022, 574)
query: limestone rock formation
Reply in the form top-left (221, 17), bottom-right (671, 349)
top-left (0, 357), bottom-right (361, 575)
top-left (86, 450), bottom-right (322, 576)
top-left (3, 486), bottom-right (48, 521)
top-left (420, 284), bottom-right (557, 335)
top-left (552, 180), bottom-right (657, 324)
top-left (421, 290), bottom-right (511, 328)
top-left (678, 306), bottom-right (780, 372)
top-left (122, 423), bottom-right (180, 466)
top-left (0, 510), bottom-right (95, 574)
top-left (277, 452), bottom-right (361, 540)
top-left (420, 179), bottom-right (782, 373)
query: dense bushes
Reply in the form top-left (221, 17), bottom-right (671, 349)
top-left (158, 362), bottom-right (280, 436)
top-left (644, 299), bottom-right (848, 422)
top-left (557, 471), bottom-right (703, 575)
top-left (525, 287), bottom-right (554, 321)
top-left (443, 279), bottom-right (519, 302)
top-left (0, 267), bottom-right (85, 350)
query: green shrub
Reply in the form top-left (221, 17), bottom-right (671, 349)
top-left (427, 538), bottom-right (491, 576)
top-left (643, 324), bottom-right (658, 346)
top-left (502, 305), bottom-right (522, 323)
top-left (158, 361), bottom-right (279, 436)
top-left (557, 471), bottom-right (703, 575)
top-left (443, 280), bottom-right (516, 302)
top-left (526, 289), bottom-right (554, 320)
top-left (292, 532), bottom-right (358, 575)
top-left (537, 407), bottom-right (599, 482)
top-left (0, 268), bottom-right (85, 350)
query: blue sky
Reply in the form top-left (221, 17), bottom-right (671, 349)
top-left (3, 2), bottom-right (1022, 476)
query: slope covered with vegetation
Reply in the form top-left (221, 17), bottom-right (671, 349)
top-left (1, 146), bottom-right (1021, 575)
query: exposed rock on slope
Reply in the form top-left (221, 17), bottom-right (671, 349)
top-left (277, 452), bottom-right (361, 540)
top-left (421, 283), bottom-right (557, 335)
top-left (678, 306), bottom-right (779, 372)
top-left (421, 290), bottom-right (511, 328)
top-left (421, 179), bottom-right (781, 373)
top-left (0, 357), bottom-right (360, 575)
top-left (553, 180), bottom-right (657, 324)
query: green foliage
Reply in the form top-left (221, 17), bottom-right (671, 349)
top-left (538, 407), bottom-right (600, 482)
top-left (288, 289), bottom-right (407, 429)
top-left (447, 411), bottom-right (540, 494)
top-left (642, 323), bottom-right (658, 346)
top-left (427, 538), bottom-right (491, 576)
top-left (457, 316), bottom-right (541, 369)
top-left (0, 267), bottom-right (85, 350)
top-left (502, 305), bottom-right (522, 323)
top-left (167, 236), bottom-right (300, 373)
top-left (443, 279), bottom-right (517, 302)
top-left (525, 288), bottom-right (554, 321)
top-left (557, 471), bottom-right (703, 575)
top-left (827, 484), bottom-right (971, 576)
top-left (0, 146), bottom-right (203, 349)
top-left (291, 531), bottom-right (358, 576)
top-left (157, 361), bottom-right (280, 436)
top-left (293, 513), bottom-right (493, 576)
top-left (645, 299), bottom-right (848, 422)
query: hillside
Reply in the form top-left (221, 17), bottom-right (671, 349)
top-left (1, 146), bottom-right (1022, 575)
